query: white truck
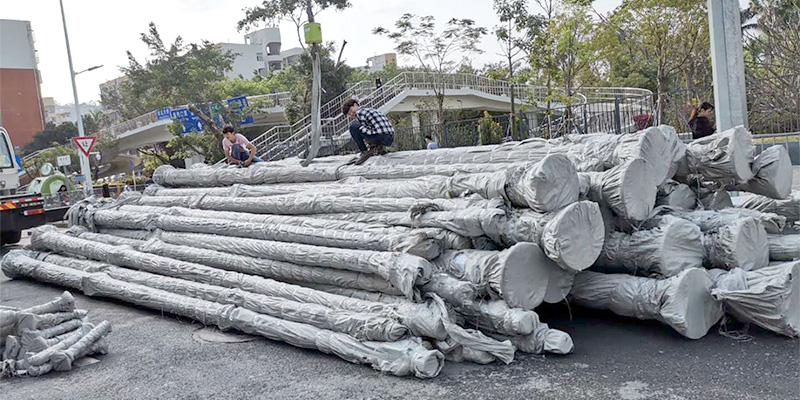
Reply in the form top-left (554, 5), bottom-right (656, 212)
top-left (1, 127), bottom-right (74, 245)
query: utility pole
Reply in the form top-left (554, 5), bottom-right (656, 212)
top-left (708, 0), bottom-right (748, 131)
top-left (60, 0), bottom-right (92, 194)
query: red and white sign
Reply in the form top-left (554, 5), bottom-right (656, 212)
top-left (72, 136), bottom-right (97, 157)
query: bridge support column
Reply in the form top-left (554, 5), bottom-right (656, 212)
top-left (708, 0), bottom-right (748, 131)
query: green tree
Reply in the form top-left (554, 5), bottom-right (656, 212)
top-left (550, 3), bottom-right (596, 101)
top-left (22, 143), bottom-right (80, 179)
top-left (493, 0), bottom-right (543, 137)
top-left (374, 14), bottom-right (487, 135)
top-left (743, 0), bottom-right (800, 133)
top-left (600, 0), bottom-right (708, 121)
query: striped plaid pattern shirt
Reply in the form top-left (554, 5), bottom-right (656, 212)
top-left (355, 107), bottom-right (395, 137)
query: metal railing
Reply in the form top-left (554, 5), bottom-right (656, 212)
top-left (96, 91), bottom-right (293, 139)
top-left (656, 73), bottom-right (800, 136)
top-left (252, 72), bottom-right (656, 162)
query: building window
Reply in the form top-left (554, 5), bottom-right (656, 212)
top-left (256, 53), bottom-right (264, 61)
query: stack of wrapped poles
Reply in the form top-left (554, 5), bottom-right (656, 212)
top-left (3, 124), bottom-right (798, 379)
top-left (0, 291), bottom-right (111, 377)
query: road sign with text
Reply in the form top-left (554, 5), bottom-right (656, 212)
top-left (72, 136), bottom-right (97, 157)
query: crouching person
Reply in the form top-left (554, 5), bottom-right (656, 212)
top-left (222, 126), bottom-right (262, 167)
top-left (342, 99), bottom-right (394, 165)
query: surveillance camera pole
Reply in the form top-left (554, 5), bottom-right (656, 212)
top-left (60, 0), bottom-right (93, 195)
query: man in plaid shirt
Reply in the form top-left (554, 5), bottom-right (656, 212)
top-left (342, 98), bottom-right (394, 165)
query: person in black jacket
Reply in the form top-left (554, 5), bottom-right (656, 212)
top-left (688, 102), bottom-right (714, 140)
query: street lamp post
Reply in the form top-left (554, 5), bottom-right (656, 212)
top-left (59, 0), bottom-right (102, 195)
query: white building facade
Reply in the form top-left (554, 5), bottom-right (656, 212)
top-left (216, 27), bottom-right (305, 79)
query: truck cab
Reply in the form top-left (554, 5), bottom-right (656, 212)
top-left (0, 127), bottom-right (20, 195)
top-left (1, 127), bottom-right (47, 245)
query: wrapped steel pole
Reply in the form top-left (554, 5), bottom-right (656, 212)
top-left (646, 208), bottom-right (770, 270)
top-left (568, 268), bottom-right (724, 339)
top-left (674, 126), bottom-right (755, 185)
top-left (321, 201), bottom-right (605, 272)
top-left (50, 320), bottom-right (112, 372)
top-left (110, 204), bottom-right (470, 251)
top-left (737, 191), bottom-right (800, 223)
top-left (81, 211), bottom-right (437, 296)
top-left (132, 229), bottom-right (431, 300)
top-left (37, 251), bottom-right (408, 342)
top-left (29, 227), bottom-right (448, 340)
top-left (433, 243), bottom-right (559, 309)
top-left (121, 191), bottom-right (491, 215)
top-left (358, 126), bottom-right (675, 184)
top-left (727, 145), bottom-right (793, 199)
top-left (767, 234), bottom-right (800, 262)
top-left (150, 155), bottom-right (580, 213)
top-left (81, 273), bottom-right (445, 378)
top-left (711, 261), bottom-right (800, 337)
top-left (75, 231), bottom-right (405, 297)
top-left (577, 158), bottom-right (658, 221)
top-left (153, 162), bottom-right (513, 188)
top-left (496, 202), bottom-right (605, 272)
top-left (593, 216), bottom-right (704, 277)
top-left (655, 180), bottom-right (696, 210)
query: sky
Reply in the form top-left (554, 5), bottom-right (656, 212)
top-left (1, 0), bottom-right (623, 106)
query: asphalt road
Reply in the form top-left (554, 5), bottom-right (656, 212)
top-left (1, 172), bottom-right (799, 399)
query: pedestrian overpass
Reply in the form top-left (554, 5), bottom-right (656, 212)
top-left (97, 72), bottom-right (652, 162)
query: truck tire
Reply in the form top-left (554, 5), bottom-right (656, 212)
top-left (1, 230), bottom-right (22, 245)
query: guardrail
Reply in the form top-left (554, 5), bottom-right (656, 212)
top-left (253, 72), bottom-right (653, 162)
top-left (96, 91), bottom-right (292, 139)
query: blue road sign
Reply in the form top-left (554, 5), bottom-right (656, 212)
top-left (156, 107), bottom-right (172, 120)
top-left (227, 96), bottom-right (255, 125)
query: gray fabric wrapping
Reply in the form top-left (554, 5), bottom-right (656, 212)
top-left (356, 126), bottom-right (674, 185)
top-left (39, 252), bottom-right (407, 342)
top-left (455, 300), bottom-right (538, 337)
top-left (316, 200), bottom-right (604, 272)
top-left (29, 227), bottom-right (448, 340)
top-left (433, 243), bottom-right (554, 309)
top-left (77, 231), bottom-right (405, 296)
top-left (124, 191), bottom-right (493, 215)
top-left (88, 209), bottom-right (444, 261)
top-left (50, 320), bottom-right (112, 372)
top-left (728, 145), bottom-right (793, 199)
top-left (675, 126), bottom-right (755, 184)
top-left (149, 230), bottom-right (430, 300)
top-left (80, 273), bottom-right (444, 378)
top-left (497, 202), bottom-right (605, 272)
top-left (153, 162), bottom-right (514, 188)
top-left (489, 323), bottom-right (575, 355)
top-left (16, 310), bottom-right (88, 332)
top-left (21, 292), bottom-right (75, 315)
top-left (593, 216), bottom-right (704, 277)
top-left (647, 208), bottom-right (771, 270)
top-left (2, 250), bottom-right (89, 290)
top-left (111, 204), bottom-right (471, 251)
top-left (80, 212), bottom-right (435, 297)
top-left (738, 191), bottom-right (800, 223)
top-left (578, 158), bottom-right (658, 221)
top-left (249, 155), bottom-right (578, 213)
top-left (421, 273), bottom-right (479, 307)
top-left (698, 189), bottom-right (733, 210)
top-left (767, 234), bottom-right (800, 261)
top-left (656, 180), bottom-right (696, 210)
top-left (711, 261), bottom-right (800, 337)
top-left (569, 268), bottom-right (724, 339)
